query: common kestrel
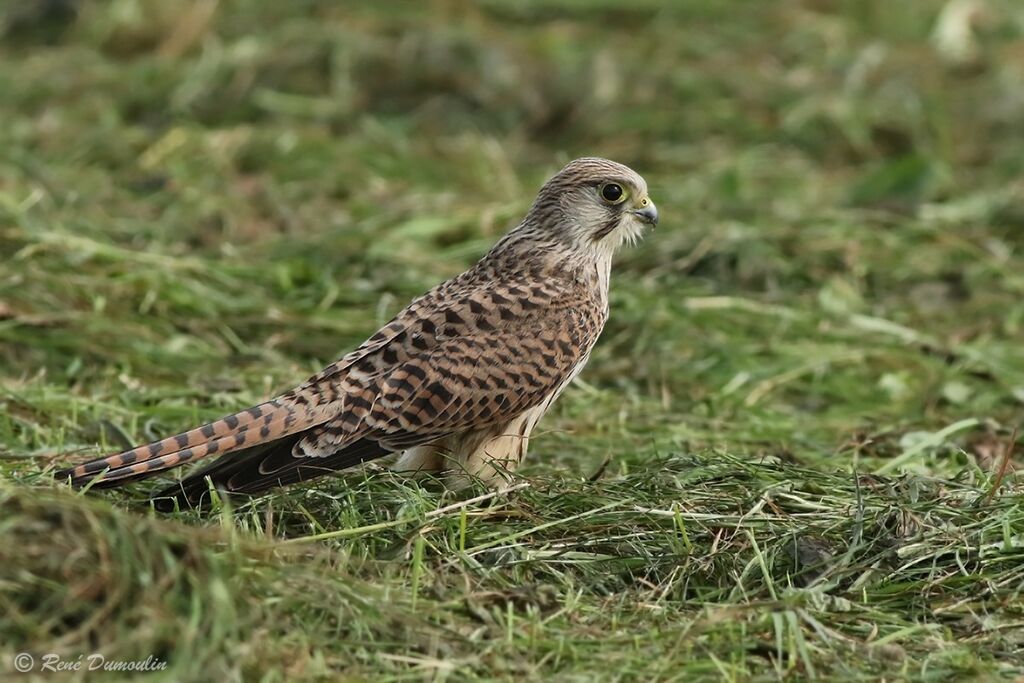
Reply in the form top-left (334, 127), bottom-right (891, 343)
top-left (58, 157), bottom-right (658, 509)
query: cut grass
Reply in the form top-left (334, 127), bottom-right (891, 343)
top-left (2, 0), bottom-right (1023, 680)
top-left (4, 453), bottom-right (1023, 679)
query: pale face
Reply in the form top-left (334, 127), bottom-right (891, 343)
top-left (559, 166), bottom-right (658, 253)
top-left (511, 158), bottom-right (657, 257)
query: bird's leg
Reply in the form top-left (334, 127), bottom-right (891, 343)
top-left (391, 444), bottom-right (446, 474)
top-left (447, 406), bottom-right (545, 488)
top-left (449, 435), bottom-right (524, 488)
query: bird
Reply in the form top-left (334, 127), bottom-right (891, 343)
top-left (57, 157), bottom-right (658, 510)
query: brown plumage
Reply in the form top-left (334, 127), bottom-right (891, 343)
top-left (57, 157), bottom-right (658, 509)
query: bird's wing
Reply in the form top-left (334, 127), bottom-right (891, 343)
top-left (150, 436), bottom-right (390, 510)
top-left (56, 277), bottom-right (463, 488)
top-left (56, 330), bottom-right (410, 488)
top-left (59, 271), bottom-right (602, 491)
top-left (149, 308), bottom-right (595, 509)
top-left (302, 298), bottom-right (604, 453)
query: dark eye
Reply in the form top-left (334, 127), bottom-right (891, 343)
top-left (600, 183), bottom-right (625, 204)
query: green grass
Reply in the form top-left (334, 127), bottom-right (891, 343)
top-left (2, 0), bottom-right (1023, 680)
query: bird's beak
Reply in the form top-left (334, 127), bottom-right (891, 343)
top-left (631, 199), bottom-right (658, 227)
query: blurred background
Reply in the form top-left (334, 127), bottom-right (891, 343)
top-left (1, 0), bottom-right (1022, 477)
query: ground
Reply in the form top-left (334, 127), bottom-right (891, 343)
top-left (1, 1), bottom-right (1023, 680)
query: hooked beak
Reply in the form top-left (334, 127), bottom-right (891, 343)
top-left (631, 200), bottom-right (658, 227)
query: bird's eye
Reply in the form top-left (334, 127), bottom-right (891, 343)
top-left (600, 183), bottom-right (626, 204)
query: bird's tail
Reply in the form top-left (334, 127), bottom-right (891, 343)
top-left (56, 396), bottom-right (331, 488)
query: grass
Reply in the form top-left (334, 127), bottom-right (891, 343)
top-left (1, 0), bottom-right (1023, 679)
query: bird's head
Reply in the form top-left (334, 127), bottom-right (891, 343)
top-left (521, 157), bottom-right (657, 256)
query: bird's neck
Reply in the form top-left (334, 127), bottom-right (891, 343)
top-left (483, 232), bottom-right (614, 303)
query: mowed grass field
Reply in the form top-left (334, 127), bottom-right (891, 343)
top-left (2, 1), bottom-right (1024, 680)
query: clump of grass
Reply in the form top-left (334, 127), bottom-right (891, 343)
top-left (3, 452), bottom-right (1023, 679)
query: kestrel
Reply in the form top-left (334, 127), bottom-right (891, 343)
top-left (58, 157), bottom-right (658, 509)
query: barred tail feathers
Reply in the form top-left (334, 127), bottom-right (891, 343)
top-left (58, 396), bottom-right (330, 487)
